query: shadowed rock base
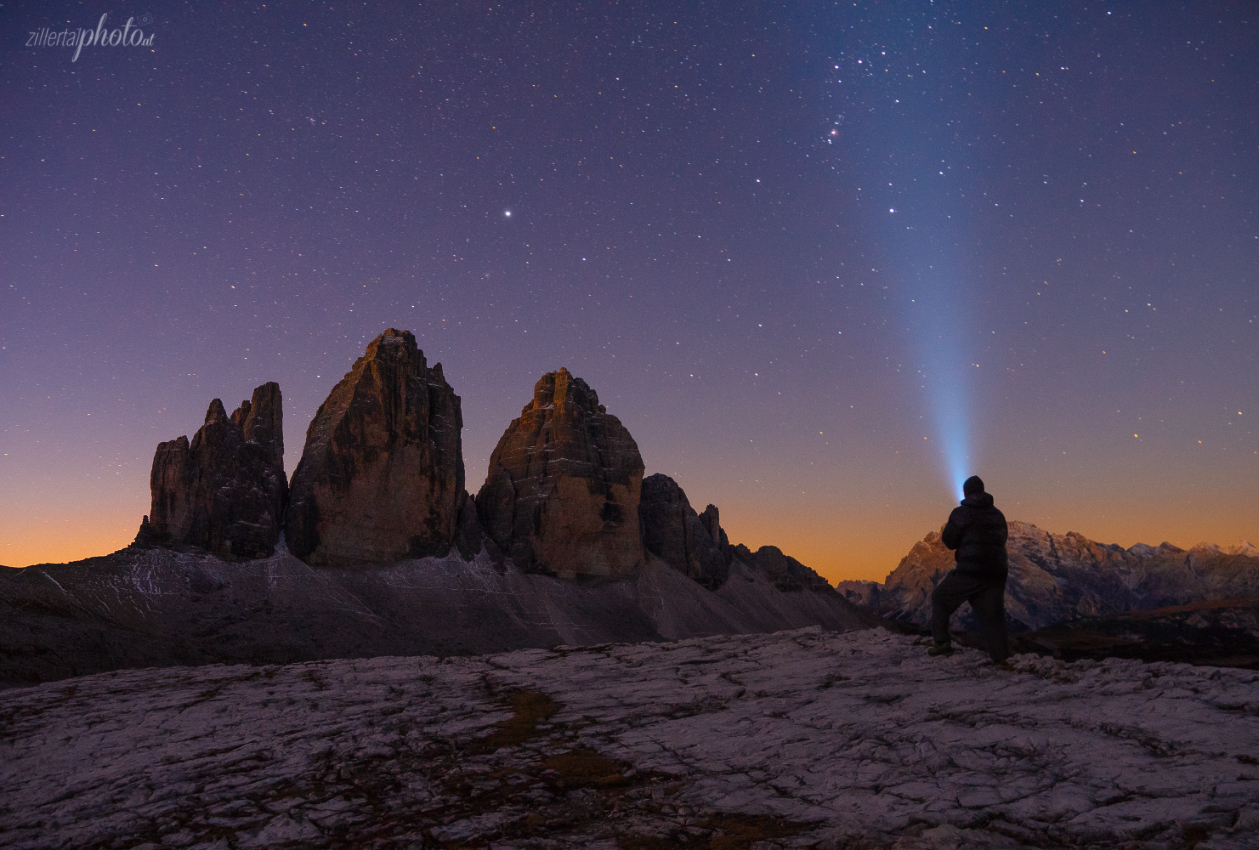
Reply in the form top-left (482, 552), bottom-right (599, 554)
top-left (1011, 597), bottom-right (1259, 669)
top-left (0, 546), bottom-right (880, 687)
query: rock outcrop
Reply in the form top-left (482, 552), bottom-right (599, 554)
top-left (135, 382), bottom-right (286, 559)
top-left (1014, 598), bottom-right (1259, 668)
top-left (639, 474), bottom-right (731, 589)
top-left (732, 544), bottom-right (836, 593)
top-left (839, 520), bottom-right (1259, 632)
top-left (476, 368), bottom-right (644, 577)
top-left (285, 329), bottom-right (467, 566)
top-left (452, 493), bottom-right (484, 562)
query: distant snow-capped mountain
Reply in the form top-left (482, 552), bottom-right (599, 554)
top-left (836, 520), bottom-right (1259, 632)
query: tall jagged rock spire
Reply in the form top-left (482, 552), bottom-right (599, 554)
top-left (284, 329), bottom-right (467, 565)
top-left (638, 473), bottom-right (731, 589)
top-left (137, 381), bottom-right (287, 559)
top-left (476, 368), bottom-right (645, 577)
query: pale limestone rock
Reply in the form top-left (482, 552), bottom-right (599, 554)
top-left (3, 630), bottom-right (1257, 849)
top-left (476, 368), bottom-right (643, 578)
top-left (285, 329), bottom-right (466, 565)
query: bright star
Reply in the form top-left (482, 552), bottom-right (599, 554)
top-left (504, 210), bottom-right (512, 217)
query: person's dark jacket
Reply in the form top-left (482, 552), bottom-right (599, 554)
top-left (942, 492), bottom-right (1008, 577)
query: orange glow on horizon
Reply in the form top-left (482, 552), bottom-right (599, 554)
top-left (2, 497), bottom-right (1254, 585)
top-left (0, 514), bottom-right (137, 569)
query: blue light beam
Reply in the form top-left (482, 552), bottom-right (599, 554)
top-left (909, 270), bottom-right (974, 500)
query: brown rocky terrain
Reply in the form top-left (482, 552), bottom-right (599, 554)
top-left (285, 329), bottom-right (468, 565)
top-left (1012, 598), bottom-right (1259, 670)
top-left (838, 520), bottom-right (1259, 634)
top-left (134, 381), bottom-right (287, 560)
top-left (638, 473), bottom-right (732, 589)
top-left (476, 368), bottom-right (644, 578)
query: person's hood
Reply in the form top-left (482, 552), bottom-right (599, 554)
top-left (961, 492), bottom-right (995, 509)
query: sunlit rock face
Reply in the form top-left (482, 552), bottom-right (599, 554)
top-left (137, 382), bottom-right (286, 560)
top-left (638, 473), bottom-right (731, 589)
top-left (839, 519), bottom-right (1259, 632)
top-left (476, 368), bottom-right (644, 578)
top-left (285, 329), bottom-right (467, 566)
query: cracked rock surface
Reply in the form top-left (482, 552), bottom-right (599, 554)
top-left (3, 628), bottom-right (1258, 849)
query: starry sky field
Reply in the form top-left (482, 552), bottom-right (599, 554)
top-left (2, 2), bottom-right (1256, 581)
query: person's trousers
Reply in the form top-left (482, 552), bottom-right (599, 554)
top-left (931, 569), bottom-right (1009, 662)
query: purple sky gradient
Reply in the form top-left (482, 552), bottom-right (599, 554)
top-left (2, 2), bottom-right (1256, 580)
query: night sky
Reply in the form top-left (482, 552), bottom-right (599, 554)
top-left (2, 2), bottom-right (1256, 581)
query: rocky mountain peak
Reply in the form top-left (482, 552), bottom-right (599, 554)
top-left (365, 325), bottom-right (414, 353)
top-left (136, 382), bottom-right (287, 560)
top-left (699, 505), bottom-right (724, 546)
top-left (528, 367), bottom-right (603, 414)
top-left (843, 519), bottom-right (1259, 633)
top-left (639, 474), bottom-right (731, 589)
top-left (1128, 541), bottom-right (1187, 558)
top-left (476, 369), bottom-right (643, 578)
top-left (204, 398), bottom-right (229, 426)
top-left (732, 544), bottom-right (836, 593)
top-left (284, 329), bottom-right (467, 566)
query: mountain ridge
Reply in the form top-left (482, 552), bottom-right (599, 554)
top-left (837, 519), bottom-right (1259, 633)
top-left (0, 542), bottom-right (881, 687)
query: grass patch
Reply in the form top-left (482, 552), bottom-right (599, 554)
top-left (465, 689), bottom-right (557, 755)
top-left (617, 812), bottom-right (816, 850)
top-left (705, 813), bottom-right (815, 849)
top-left (540, 746), bottom-right (630, 789)
top-left (818, 672), bottom-right (850, 690)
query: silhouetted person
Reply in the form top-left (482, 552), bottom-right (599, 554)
top-left (928, 475), bottom-right (1009, 663)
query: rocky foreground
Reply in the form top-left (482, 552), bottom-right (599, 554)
top-left (3, 629), bottom-right (1258, 849)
